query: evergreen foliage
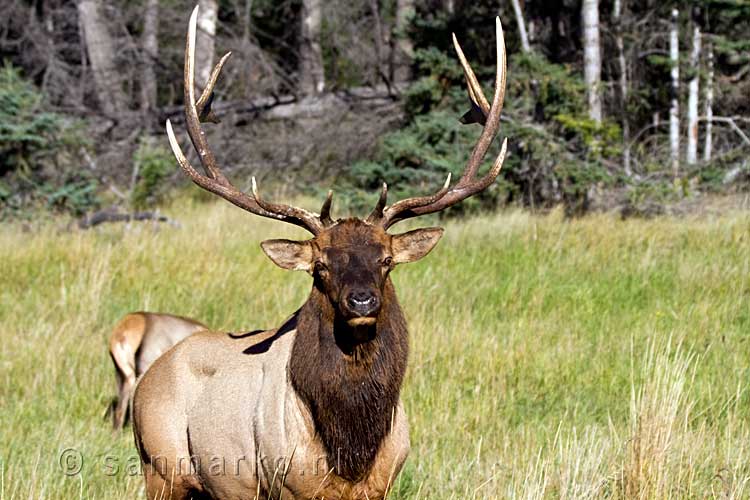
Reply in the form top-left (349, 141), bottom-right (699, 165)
top-left (0, 1), bottom-right (748, 218)
top-left (0, 63), bottom-right (93, 217)
top-left (342, 25), bottom-right (621, 215)
top-left (0, 63), bottom-right (64, 177)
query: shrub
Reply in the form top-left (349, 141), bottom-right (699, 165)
top-left (0, 63), bottom-right (93, 217)
top-left (0, 63), bottom-right (63, 177)
top-left (338, 44), bottom-right (619, 215)
top-left (131, 139), bottom-right (175, 210)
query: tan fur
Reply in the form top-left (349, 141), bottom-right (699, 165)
top-left (108, 312), bottom-right (207, 430)
top-left (132, 326), bottom-right (409, 500)
top-left (347, 317), bottom-right (377, 327)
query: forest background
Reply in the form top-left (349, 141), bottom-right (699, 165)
top-left (1, 0), bottom-right (749, 221)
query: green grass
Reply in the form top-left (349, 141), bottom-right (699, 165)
top-left (1, 201), bottom-right (749, 498)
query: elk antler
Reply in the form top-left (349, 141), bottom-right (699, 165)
top-left (367, 17), bottom-right (508, 229)
top-left (165, 5), bottom-right (333, 235)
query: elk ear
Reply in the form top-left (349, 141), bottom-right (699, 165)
top-left (391, 227), bottom-right (444, 264)
top-left (260, 239), bottom-right (313, 271)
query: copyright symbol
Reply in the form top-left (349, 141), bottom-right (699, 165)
top-left (59, 448), bottom-right (83, 476)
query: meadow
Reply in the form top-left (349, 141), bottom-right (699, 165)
top-left (1, 199), bottom-right (749, 499)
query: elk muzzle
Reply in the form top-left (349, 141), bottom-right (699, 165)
top-left (342, 289), bottom-right (381, 326)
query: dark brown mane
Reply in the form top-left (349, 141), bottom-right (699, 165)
top-left (289, 279), bottom-right (409, 482)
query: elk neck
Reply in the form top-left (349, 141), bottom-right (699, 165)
top-left (288, 277), bottom-right (409, 482)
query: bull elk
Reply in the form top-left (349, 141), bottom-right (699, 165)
top-left (108, 312), bottom-right (207, 430)
top-left (132, 6), bottom-right (507, 499)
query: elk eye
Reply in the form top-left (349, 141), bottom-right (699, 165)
top-left (314, 261), bottom-right (328, 274)
top-left (382, 256), bottom-right (393, 267)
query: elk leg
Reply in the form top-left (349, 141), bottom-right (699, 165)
top-left (141, 450), bottom-right (208, 500)
top-left (113, 373), bottom-right (135, 430)
top-left (134, 390), bottom-right (206, 499)
top-left (143, 464), bottom-right (207, 500)
top-left (110, 344), bottom-right (137, 430)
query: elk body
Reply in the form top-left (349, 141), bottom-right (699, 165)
top-left (108, 312), bottom-right (207, 430)
top-left (132, 7), bottom-right (508, 500)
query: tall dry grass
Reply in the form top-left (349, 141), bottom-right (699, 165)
top-left (1, 201), bottom-right (749, 498)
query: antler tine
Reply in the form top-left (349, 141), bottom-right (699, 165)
top-left (195, 51), bottom-right (232, 123)
top-left (165, 5), bottom-right (327, 235)
top-left (182, 5), bottom-right (229, 186)
top-left (375, 17), bottom-right (508, 229)
top-left (250, 177), bottom-right (326, 231)
top-left (452, 33), bottom-right (490, 119)
top-left (319, 190), bottom-right (334, 226)
top-left (365, 183), bottom-right (389, 223)
top-left (371, 174), bottom-right (451, 223)
top-left (460, 17), bottom-right (506, 183)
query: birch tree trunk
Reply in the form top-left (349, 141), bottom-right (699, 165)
top-left (704, 42), bottom-right (714, 162)
top-left (195, 0), bottom-right (218, 89)
top-left (243, 0), bottom-right (253, 41)
top-left (444, 0), bottom-right (455, 15)
top-left (669, 9), bottom-right (680, 177)
top-left (140, 0), bottom-right (159, 112)
top-left (77, 0), bottom-right (128, 115)
top-left (299, 0), bottom-right (325, 95)
top-left (582, 0), bottom-right (602, 124)
top-left (686, 22), bottom-right (701, 165)
top-left (511, 0), bottom-right (531, 53)
top-left (393, 0), bottom-right (414, 83)
top-left (614, 0), bottom-right (631, 176)
top-left (369, 0), bottom-right (386, 85)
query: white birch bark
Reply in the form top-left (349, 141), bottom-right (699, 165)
top-left (196, 0), bottom-right (218, 89)
top-left (704, 42), bottom-right (714, 162)
top-left (614, 0), bottom-right (631, 176)
top-left (300, 0), bottom-right (325, 95)
top-left (140, 0), bottom-right (159, 112)
top-left (686, 22), bottom-right (701, 165)
top-left (582, 0), bottom-right (602, 124)
top-left (669, 9), bottom-right (680, 177)
top-left (511, 0), bottom-right (531, 53)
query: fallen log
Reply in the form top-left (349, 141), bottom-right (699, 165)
top-left (78, 209), bottom-right (177, 229)
top-left (159, 83), bottom-right (405, 124)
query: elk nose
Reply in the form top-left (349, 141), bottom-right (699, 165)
top-left (346, 291), bottom-right (379, 316)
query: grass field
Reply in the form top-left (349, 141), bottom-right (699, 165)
top-left (1, 200), bottom-right (749, 499)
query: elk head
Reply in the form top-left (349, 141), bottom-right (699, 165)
top-left (166, 6), bottom-right (508, 334)
top-left (261, 220), bottom-right (444, 330)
